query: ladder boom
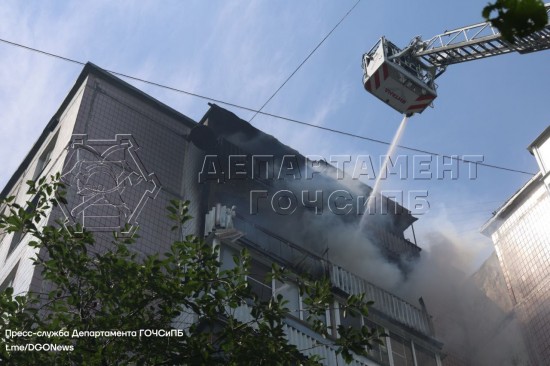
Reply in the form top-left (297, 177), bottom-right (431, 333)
top-left (362, 3), bottom-right (550, 115)
top-left (416, 3), bottom-right (550, 67)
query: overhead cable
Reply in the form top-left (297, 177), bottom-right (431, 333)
top-left (248, 0), bottom-right (361, 122)
top-left (0, 37), bottom-right (536, 176)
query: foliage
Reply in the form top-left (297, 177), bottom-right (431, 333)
top-left (483, 0), bottom-right (548, 42)
top-left (0, 176), bottom-right (383, 365)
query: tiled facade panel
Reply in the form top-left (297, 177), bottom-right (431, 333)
top-left (517, 278), bottom-right (550, 364)
top-left (493, 185), bottom-right (550, 364)
top-left (495, 188), bottom-right (550, 302)
top-left (0, 80), bottom-right (87, 295)
top-left (52, 74), bottom-right (202, 260)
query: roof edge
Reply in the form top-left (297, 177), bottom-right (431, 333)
top-left (527, 125), bottom-right (550, 154)
top-left (83, 62), bottom-right (197, 129)
top-left (480, 173), bottom-right (542, 236)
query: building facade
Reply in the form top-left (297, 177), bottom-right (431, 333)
top-left (0, 63), bottom-right (442, 365)
top-left (482, 126), bottom-right (550, 365)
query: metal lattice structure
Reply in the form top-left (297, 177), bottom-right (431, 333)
top-left (416, 3), bottom-right (550, 67)
top-left (363, 4), bottom-right (550, 114)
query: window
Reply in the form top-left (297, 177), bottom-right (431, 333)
top-left (7, 231), bottom-right (23, 257)
top-left (338, 303), bottom-right (362, 330)
top-left (390, 333), bottom-right (415, 366)
top-left (363, 318), bottom-right (390, 365)
top-left (247, 259), bottom-right (272, 302)
top-left (219, 244), bottom-right (239, 271)
top-left (301, 293), bottom-right (331, 333)
top-left (275, 280), bottom-right (300, 318)
top-left (32, 132), bottom-right (58, 181)
top-left (0, 262), bottom-right (19, 292)
top-left (414, 345), bottom-right (438, 366)
top-left (6, 194), bottom-right (40, 257)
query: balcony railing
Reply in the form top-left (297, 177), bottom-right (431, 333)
top-left (365, 224), bottom-right (421, 257)
top-left (330, 265), bottom-right (432, 335)
top-left (233, 215), bottom-right (328, 277)
top-left (232, 216), bottom-right (433, 337)
top-left (232, 304), bottom-right (377, 366)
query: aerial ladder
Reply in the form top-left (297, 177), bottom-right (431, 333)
top-left (362, 3), bottom-right (550, 116)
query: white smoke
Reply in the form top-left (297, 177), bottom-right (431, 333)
top-left (392, 219), bottom-right (531, 366)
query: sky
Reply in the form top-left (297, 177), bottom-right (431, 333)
top-left (0, 0), bottom-right (548, 271)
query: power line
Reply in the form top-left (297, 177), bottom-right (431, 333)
top-left (248, 0), bottom-right (361, 123)
top-left (0, 38), bottom-right (254, 112)
top-left (0, 37), bottom-right (536, 176)
top-left (252, 112), bottom-right (536, 175)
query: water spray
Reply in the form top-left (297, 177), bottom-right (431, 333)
top-left (360, 114), bottom-right (409, 228)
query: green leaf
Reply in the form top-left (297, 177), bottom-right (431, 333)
top-left (483, 0), bottom-right (548, 42)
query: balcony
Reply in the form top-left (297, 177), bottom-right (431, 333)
top-left (231, 215), bottom-right (433, 337)
top-left (330, 265), bottom-right (432, 335)
top-left (231, 304), bottom-right (378, 366)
